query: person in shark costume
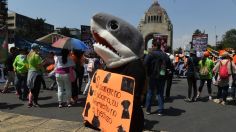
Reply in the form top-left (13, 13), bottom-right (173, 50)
top-left (91, 12), bottom-right (146, 132)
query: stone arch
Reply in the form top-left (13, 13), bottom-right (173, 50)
top-left (144, 32), bottom-right (161, 50)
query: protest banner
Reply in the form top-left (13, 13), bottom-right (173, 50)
top-left (192, 34), bottom-right (208, 52)
top-left (153, 34), bottom-right (168, 52)
top-left (83, 69), bottom-right (135, 132)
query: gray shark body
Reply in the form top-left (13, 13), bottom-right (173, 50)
top-left (91, 13), bottom-right (144, 68)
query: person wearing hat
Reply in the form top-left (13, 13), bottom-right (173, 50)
top-left (196, 51), bottom-right (215, 101)
top-left (184, 49), bottom-right (199, 102)
top-left (27, 43), bottom-right (44, 107)
top-left (213, 51), bottom-right (236, 105)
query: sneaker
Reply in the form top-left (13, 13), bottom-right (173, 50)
top-left (209, 96), bottom-right (212, 100)
top-left (157, 112), bottom-right (163, 116)
top-left (191, 98), bottom-right (197, 102)
top-left (227, 97), bottom-right (233, 101)
top-left (1, 89), bottom-right (7, 93)
top-left (33, 102), bottom-right (40, 107)
top-left (145, 111), bottom-right (151, 115)
top-left (58, 104), bottom-right (62, 108)
top-left (184, 98), bottom-right (192, 102)
top-left (28, 103), bottom-right (33, 108)
top-left (213, 99), bottom-right (221, 104)
top-left (67, 103), bottom-right (72, 107)
top-left (221, 101), bottom-right (226, 105)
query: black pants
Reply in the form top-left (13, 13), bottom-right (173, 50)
top-left (31, 75), bottom-right (42, 104)
top-left (198, 79), bottom-right (212, 95)
top-left (78, 66), bottom-right (84, 94)
top-left (41, 76), bottom-right (47, 89)
top-left (165, 75), bottom-right (173, 98)
top-left (217, 85), bottom-right (229, 102)
top-left (71, 78), bottom-right (78, 98)
top-left (187, 75), bottom-right (197, 99)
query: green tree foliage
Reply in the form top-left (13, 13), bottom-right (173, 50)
top-left (193, 29), bottom-right (202, 35)
top-left (221, 29), bottom-right (236, 49)
top-left (58, 27), bottom-right (72, 37)
top-left (58, 27), bottom-right (79, 39)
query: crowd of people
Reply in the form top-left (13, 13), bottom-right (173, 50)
top-left (184, 49), bottom-right (236, 105)
top-left (142, 41), bottom-right (236, 116)
top-left (0, 43), bottom-right (101, 108)
top-left (1, 41), bottom-right (236, 131)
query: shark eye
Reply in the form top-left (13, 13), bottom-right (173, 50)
top-left (108, 20), bottom-right (119, 30)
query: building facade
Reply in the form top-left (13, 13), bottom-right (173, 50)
top-left (55, 27), bottom-right (81, 39)
top-left (0, 0), bottom-right (7, 28)
top-left (7, 12), bottom-right (54, 43)
top-left (138, 0), bottom-right (173, 51)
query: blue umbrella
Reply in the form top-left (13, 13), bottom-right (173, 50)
top-left (52, 37), bottom-right (89, 51)
top-left (70, 38), bottom-right (89, 51)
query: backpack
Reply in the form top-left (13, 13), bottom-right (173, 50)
top-left (199, 61), bottom-right (209, 77)
top-left (219, 60), bottom-right (229, 79)
top-left (150, 53), bottom-right (166, 79)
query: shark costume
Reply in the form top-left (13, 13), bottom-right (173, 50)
top-left (91, 13), bottom-right (146, 132)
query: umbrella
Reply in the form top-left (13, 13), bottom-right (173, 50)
top-left (36, 32), bottom-right (65, 44)
top-left (52, 37), bottom-right (89, 51)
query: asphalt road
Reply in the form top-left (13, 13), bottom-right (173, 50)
top-left (1, 76), bottom-right (236, 132)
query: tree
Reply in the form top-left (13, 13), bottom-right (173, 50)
top-left (221, 29), bottom-right (236, 49)
top-left (58, 27), bottom-right (72, 37)
top-left (193, 29), bottom-right (202, 35)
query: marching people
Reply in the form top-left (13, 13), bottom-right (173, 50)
top-left (1, 47), bottom-right (18, 93)
top-left (70, 50), bottom-right (80, 103)
top-left (83, 53), bottom-right (100, 95)
top-left (55, 49), bottom-right (75, 108)
top-left (196, 51), bottom-right (215, 101)
top-left (213, 52), bottom-right (236, 105)
top-left (44, 52), bottom-right (57, 90)
top-left (77, 52), bottom-right (85, 95)
top-left (144, 42), bottom-right (171, 115)
top-left (185, 50), bottom-right (199, 102)
top-left (230, 52), bottom-right (236, 100)
top-left (165, 48), bottom-right (175, 100)
top-left (13, 48), bottom-right (29, 101)
top-left (27, 44), bottom-right (44, 107)
top-left (42, 51), bottom-right (56, 90)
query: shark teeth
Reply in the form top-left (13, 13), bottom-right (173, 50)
top-left (94, 42), bottom-right (121, 57)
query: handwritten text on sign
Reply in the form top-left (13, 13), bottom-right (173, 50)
top-left (83, 70), bottom-right (135, 132)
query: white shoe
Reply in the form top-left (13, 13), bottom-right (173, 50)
top-left (221, 101), bottom-right (226, 105)
top-left (209, 96), bottom-right (212, 100)
top-left (227, 97), bottom-right (233, 101)
top-left (213, 99), bottom-right (221, 104)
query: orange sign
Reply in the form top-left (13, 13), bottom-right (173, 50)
top-left (83, 69), bottom-right (135, 132)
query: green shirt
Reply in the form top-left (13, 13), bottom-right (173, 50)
top-left (27, 51), bottom-right (43, 72)
top-left (198, 58), bottom-right (215, 79)
top-left (13, 54), bottom-right (28, 74)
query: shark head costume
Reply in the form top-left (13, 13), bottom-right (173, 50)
top-left (90, 13), bottom-right (145, 132)
top-left (91, 12), bottom-right (144, 68)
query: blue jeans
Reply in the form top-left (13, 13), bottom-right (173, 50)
top-left (146, 77), bottom-right (166, 113)
top-left (15, 73), bottom-right (28, 99)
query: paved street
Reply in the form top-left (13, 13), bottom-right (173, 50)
top-left (1, 77), bottom-right (236, 132)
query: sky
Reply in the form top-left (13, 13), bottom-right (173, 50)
top-left (8, 0), bottom-right (236, 49)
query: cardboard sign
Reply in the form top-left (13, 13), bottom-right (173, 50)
top-left (83, 69), bottom-right (135, 132)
